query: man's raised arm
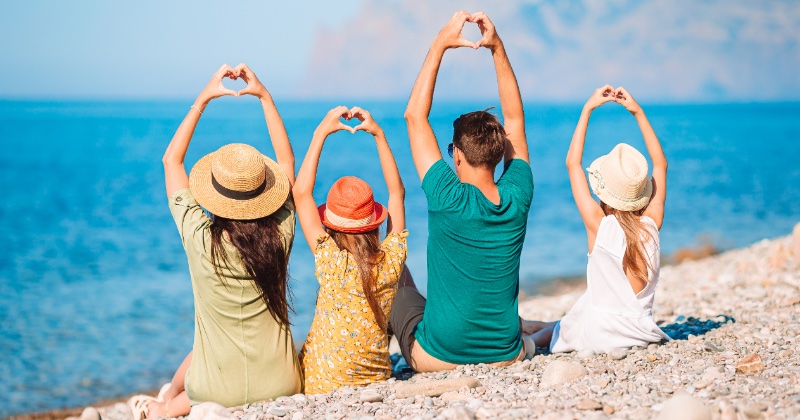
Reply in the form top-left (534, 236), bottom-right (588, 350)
top-left (404, 11), bottom-right (477, 181)
top-left (472, 12), bottom-right (529, 164)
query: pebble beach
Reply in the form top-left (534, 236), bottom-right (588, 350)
top-left (64, 224), bottom-right (800, 420)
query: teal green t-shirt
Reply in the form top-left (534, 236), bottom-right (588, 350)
top-left (414, 159), bottom-right (534, 364)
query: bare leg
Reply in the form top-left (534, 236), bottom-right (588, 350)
top-left (531, 325), bottom-right (555, 348)
top-left (521, 319), bottom-right (558, 335)
top-left (147, 352), bottom-right (193, 418)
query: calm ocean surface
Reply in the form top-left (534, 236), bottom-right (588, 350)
top-left (1, 99), bottom-right (798, 415)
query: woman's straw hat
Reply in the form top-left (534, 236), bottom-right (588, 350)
top-left (189, 143), bottom-right (289, 220)
top-left (317, 176), bottom-right (387, 234)
top-left (587, 143), bottom-right (652, 212)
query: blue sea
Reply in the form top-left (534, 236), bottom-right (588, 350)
top-left (1, 99), bottom-right (798, 416)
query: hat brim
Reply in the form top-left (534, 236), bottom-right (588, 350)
top-left (317, 202), bottom-right (388, 234)
top-left (189, 152), bottom-right (290, 220)
top-left (588, 155), bottom-right (652, 212)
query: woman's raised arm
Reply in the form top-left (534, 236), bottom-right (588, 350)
top-left (163, 64), bottom-right (238, 197)
top-left (352, 107), bottom-right (406, 234)
top-left (235, 63), bottom-right (295, 186)
top-left (567, 85), bottom-right (616, 248)
top-left (293, 107), bottom-right (354, 251)
top-left (615, 87), bottom-right (667, 229)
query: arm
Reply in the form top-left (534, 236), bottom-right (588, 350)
top-left (615, 87), bottom-right (667, 229)
top-left (404, 11), bottom-right (476, 181)
top-left (235, 63), bottom-right (295, 186)
top-left (293, 106), bottom-right (354, 252)
top-left (352, 107), bottom-right (406, 233)
top-left (163, 64), bottom-right (238, 197)
top-left (567, 85), bottom-right (617, 249)
top-left (471, 12), bottom-right (528, 164)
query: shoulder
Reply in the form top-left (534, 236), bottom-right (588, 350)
top-left (498, 159), bottom-right (534, 204)
top-left (421, 160), bottom-right (457, 188)
top-left (381, 230), bottom-right (409, 251)
top-left (314, 233), bottom-right (339, 254)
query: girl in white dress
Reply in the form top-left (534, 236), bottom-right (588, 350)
top-left (523, 85), bottom-right (670, 353)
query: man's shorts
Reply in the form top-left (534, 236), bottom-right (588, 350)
top-left (389, 285), bottom-right (427, 365)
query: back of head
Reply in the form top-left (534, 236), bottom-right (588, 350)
top-left (452, 110), bottom-right (506, 169)
top-left (209, 215), bottom-right (292, 327)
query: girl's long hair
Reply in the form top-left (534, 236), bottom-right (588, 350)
top-left (600, 202), bottom-right (656, 287)
top-left (329, 228), bottom-right (387, 331)
top-left (209, 215), bottom-right (292, 327)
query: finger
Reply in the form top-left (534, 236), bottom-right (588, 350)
top-left (459, 38), bottom-right (478, 49)
top-left (350, 106), bottom-right (366, 122)
top-left (338, 122), bottom-right (355, 134)
top-left (222, 88), bottom-right (238, 97)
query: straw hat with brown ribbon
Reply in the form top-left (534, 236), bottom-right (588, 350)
top-left (587, 143), bottom-right (653, 212)
top-left (189, 143), bottom-right (290, 220)
top-left (317, 176), bottom-right (387, 234)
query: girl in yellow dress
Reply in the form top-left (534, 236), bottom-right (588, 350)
top-left (293, 106), bottom-right (407, 394)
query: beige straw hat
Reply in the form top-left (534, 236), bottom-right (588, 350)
top-left (587, 143), bottom-right (653, 212)
top-left (189, 143), bottom-right (290, 220)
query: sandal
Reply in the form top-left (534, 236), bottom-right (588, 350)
top-left (127, 394), bottom-right (157, 420)
top-left (157, 383), bottom-right (172, 401)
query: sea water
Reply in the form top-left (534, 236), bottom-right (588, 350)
top-left (0, 99), bottom-right (798, 415)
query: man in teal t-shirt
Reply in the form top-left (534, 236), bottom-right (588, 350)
top-left (389, 11), bottom-right (533, 371)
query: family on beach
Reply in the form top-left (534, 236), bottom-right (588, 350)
top-left (129, 12), bottom-right (670, 419)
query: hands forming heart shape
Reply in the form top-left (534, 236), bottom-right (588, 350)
top-left (586, 84), bottom-right (643, 115)
top-left (436, 11), bottom-right (501, 51)
top-left (200, 63), bottom-right (268, 101)
top-left (317, 106), bottom-right (382, 136)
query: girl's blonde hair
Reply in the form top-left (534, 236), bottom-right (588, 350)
top-left (329, 228), bottom-right (388, 331)
top-left (600, 202), bottom-right (656, 286)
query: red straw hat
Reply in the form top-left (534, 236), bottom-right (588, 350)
top-left (318, 176), bottom-right (387, 234)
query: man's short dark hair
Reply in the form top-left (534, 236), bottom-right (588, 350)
top-left (452, 109), bottom-right (506, 169)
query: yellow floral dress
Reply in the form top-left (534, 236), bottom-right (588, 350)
top-left (300, 230), bottom-right (408, 394)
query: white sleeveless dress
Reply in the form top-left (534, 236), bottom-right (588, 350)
top-left (550, 215), bottom-right (671, 353)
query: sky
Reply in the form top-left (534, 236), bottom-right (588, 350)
top-left (1, 0), bottom-right (798, 102)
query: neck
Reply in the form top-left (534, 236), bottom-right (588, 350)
top-left (457, 164), bottom-right (500, 203)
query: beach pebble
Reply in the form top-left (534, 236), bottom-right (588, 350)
top-left (291, 412), bottom-right (304, 420)
top-left (608, 348), bottom-right (628, 360)
top-left (603, 404), bottom-right (616, 415)
top-left (736, 353), bottom-right (765, 374)
top-left (540, 360), bottom-right (588, 387)
top-left (440, 391), bottom-right (470, 402)
top-left (359, 390), bottom-right (383, 403)
top-left (439, 406), bottom-right (475, 420)
top-left (656, 392), bottom-right (711, 420)
top-left (79, 407), bottom-right (101, 420)
top-left (577, 349), bottom-right (595, 359)
top-left (188, 402), bottom-right (233, 420)
top-left (267, 406), bottom-right (288, 417)
top-left (576, 398), bottom-right (602, 410)
top-left (394, 377), bottom-right (480, 398)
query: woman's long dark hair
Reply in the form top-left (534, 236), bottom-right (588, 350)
top-left (329, 228), bottom-right (387, 331)
top-left (209, 215), bottom-right (292, 327)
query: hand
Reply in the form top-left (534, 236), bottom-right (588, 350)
top-left (197, 64), bottom-right (239, 104)
top-left (470, 12), bottom-right (501, 51)
top-left (614, 87), bottom-right (643, 116)
top-left (433, 11), bottom-right (477, 51)
top-left (315, 106), bottom-right (355, 137)
top-left (350, 107), bottom-right (383, 136)
top-left (235, 63), bottom-right (268, 98)
top-left (583, 84), bottom-right (617, 112)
